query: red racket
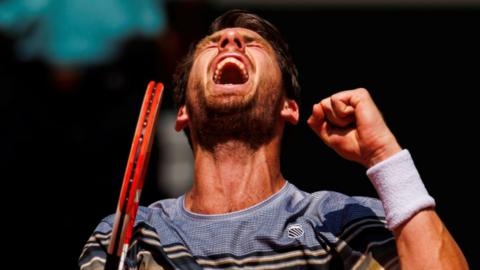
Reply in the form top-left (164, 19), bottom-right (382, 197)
top-left (105, 81), bottom-right (164, 270)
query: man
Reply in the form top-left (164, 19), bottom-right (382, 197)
top-left (79, 10), bottom-right (468, 269)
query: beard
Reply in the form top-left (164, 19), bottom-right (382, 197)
top-left (186, 82), bottom-right (283, 151)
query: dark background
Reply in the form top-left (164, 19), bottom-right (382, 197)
top-left (2, 2), bottom-right (478, 268)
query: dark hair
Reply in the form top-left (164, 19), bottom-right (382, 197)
top-left (173, 9), bottom-right (300, 110)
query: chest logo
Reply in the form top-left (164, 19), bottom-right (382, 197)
top-left (287, 224), bottom-right (304, 239)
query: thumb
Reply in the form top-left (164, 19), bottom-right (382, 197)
top-left (308, 103), bottom-right (331, 144)
top-left (307, 103), bottom-right (324, 128)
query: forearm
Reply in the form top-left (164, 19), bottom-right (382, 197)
top-left (367, 150), bottom-right (468, 269)
top-left (394, 209), bottom-right (468, 269)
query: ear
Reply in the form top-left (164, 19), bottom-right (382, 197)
top-left (175, 105), bottom-right (190, 131)
top-left (280, 99), bottom-right (299, 125)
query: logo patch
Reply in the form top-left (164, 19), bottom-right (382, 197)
top-left (287, 224), bottom-right (304, 239)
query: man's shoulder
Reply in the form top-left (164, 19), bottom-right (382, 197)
top-left (148, 197), bottom-right (178, 212)
top-left (79, 200), bottom-right (180, 269)
top-left (93, 197), bottom-right (180, 233)
top-left (294, 188), bottom-right (396, 268)
top-left (309, 189), bottom-right (384, 216)
top-left (293, 187), bottom-right (386, 234)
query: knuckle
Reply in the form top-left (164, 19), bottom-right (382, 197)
top-left (330, 94), bottom-right (340, 104)
top-left (356, 87), bottom-right (370, 96)
top-left (319, 131), bottom-right (330, 144)
top-left (320, 98), bottom-right (330, 109)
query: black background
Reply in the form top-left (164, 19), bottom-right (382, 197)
top-left (2, 3), bottom-right (478, 268)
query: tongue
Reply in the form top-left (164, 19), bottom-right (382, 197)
top-left (219, 64), bottom-right (246, 84)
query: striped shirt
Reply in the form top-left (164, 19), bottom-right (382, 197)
top-left (79, 182), bottom-right (399, 269)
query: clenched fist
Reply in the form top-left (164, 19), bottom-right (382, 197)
top-left (307, 88), bottom-right (402, 168)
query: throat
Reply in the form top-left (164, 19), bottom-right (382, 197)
top-left (185, 142), bottom-right (285, 215)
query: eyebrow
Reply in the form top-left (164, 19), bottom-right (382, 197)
top-left (243, 35), bottom-right (262, 43)
top-left (197, 31), bottom-right (265, 49)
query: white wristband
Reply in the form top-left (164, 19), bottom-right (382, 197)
top-left (367, 149), bottom-right (435, 230)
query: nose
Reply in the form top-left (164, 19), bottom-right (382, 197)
top-left (218, 29), bottom-right (245, 53)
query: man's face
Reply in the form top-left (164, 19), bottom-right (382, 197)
top-left (184, 27), bottom-right (285, 150)
top-left (189, 27), bottom-right (282, 111)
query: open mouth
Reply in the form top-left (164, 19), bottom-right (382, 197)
top-left (213, 57), bottom-right (249, 85)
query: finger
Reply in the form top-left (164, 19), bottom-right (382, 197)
top-left (331, 88), bottom-right (374, 109)
top-left (307, 103), bottom-right (325, 129)
top-left (309, 115), bottom-right (331, 145)
top-left (331, 97), bottom-right (355, 127)
top-left (309, 105), bottom-right (355, 150)
top-left (317, 121), bottom-right (332, 145)
top-left (308, 103), bottom-right (335, 146)
top-left (325, 124), bottom-right (357, 150)
top-left (330, 88), bottom-right (384, 127)
top-left (331, 96), bottom-right (354, 118)
top-left (321, 98), bottom-right (352, 128)
top-left (314, 121), bottom-right (351, 149)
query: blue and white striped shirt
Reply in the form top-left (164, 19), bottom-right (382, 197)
top-left (79, 182), bottom-right (399, 269)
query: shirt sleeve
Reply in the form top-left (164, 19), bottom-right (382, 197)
top-left (336, 197), bottom-right (400, 269)
top-left (78, 218), bottom-right (113, 270)
top-left (79, 213), bottom-right (177, 270)
top-left (311, 191), bottom-right (400, 269)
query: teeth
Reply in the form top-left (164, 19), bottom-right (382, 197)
top-left (213, 57), bottom-right (249, 83)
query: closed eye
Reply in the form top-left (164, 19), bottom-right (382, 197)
top-left (246, 42), bottom-right (263, 48)
top-left (205, 43), bottom-right (217, 49)
top-left (197, 34), bottom-right (221, 51)
top-left (244, 36), bottom-right (267, 48)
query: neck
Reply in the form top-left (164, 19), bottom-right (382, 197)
top-left (184, 135), bottom-right (285, 215)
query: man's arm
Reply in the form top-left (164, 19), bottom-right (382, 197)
top-left (394, 209), bottom-right (468, 269)
top-left (307, 88), bottom-right (468, 269)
